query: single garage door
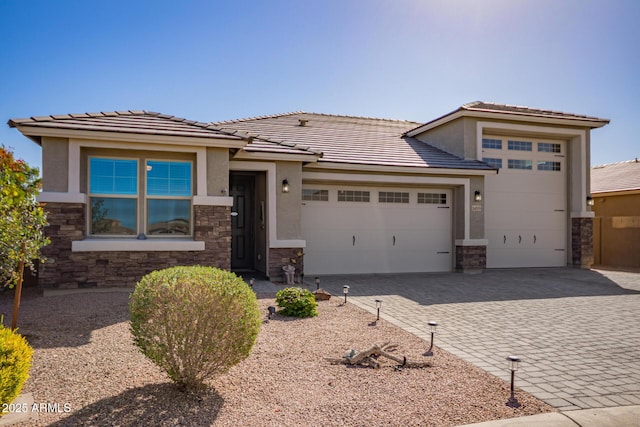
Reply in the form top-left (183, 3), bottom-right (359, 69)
top-left (301, 185), bottom-right (452, 275)
top-left (482, 137), bottom-right (566, 268)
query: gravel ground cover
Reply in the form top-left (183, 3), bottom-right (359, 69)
top-left (0, 289), bottom-right (553, 426)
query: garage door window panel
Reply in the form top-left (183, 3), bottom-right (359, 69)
top-left (483, 158), bottom-right (502, 169)
top-left (418, 193), bottom-right (447, 204)
top-left (338, 190), bottom-right (370, 202)
top-left (379, 192), bottom-right (409, 203)
top-left (482, 138), bottom-right (503, 149)
top-left (508, 159), bottom-right (533, 170)
top-left (508, 140), bottom-right (533, 151)
top-left (537, 161), bottom-right (561, 171)
top-left (538, 142), bottom-right (561, 153)
top-left (302, 189), bottom-right (329, 201)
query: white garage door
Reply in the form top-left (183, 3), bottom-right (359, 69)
top-left (482, 137), bottom-right (566, 268)
top-left (301, 185), bottom-right (452, 275)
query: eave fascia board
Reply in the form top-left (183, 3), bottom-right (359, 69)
top-left (232, 150), bottom-right (320, 162)
top-left (591, 188), bottom-right (640, 197)
top-left (13, 125), bottom-right (248, 149)
top-left (303, 161), bottom-right (496, 176)
top-left (406, 110), bottom-right (609, 137)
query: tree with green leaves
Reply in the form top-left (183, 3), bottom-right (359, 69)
top-left (1, 146), bottom-right (49, 325)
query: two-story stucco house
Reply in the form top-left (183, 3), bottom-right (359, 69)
top-left (8, 102), bottom-right (609, 287)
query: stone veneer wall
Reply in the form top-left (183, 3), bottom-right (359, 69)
top-left (455, 245), bottom-right (486, 273)
top-left (572, 217), bottom-right (593, 268)
top-left (268, 247), bottom-right (304, 282)
top-left (40, 203), bottom-right (231, 288)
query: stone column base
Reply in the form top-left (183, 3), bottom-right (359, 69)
top-left (455, 245), bottom-right (486, 273)
top-left (572, 217), bottom-right (593, 269)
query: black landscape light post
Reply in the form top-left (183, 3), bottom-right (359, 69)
top-left (506, 355), bottom-right (522, 408)
top-left (343, 285), bottom-right (349, 303)
top-left (249, 278), bottom-right (255, 289)
top-left (375, 299), bottom-right (382, 321)
top-left (315, 276), bottom-right (320, 290)
top-left (267, 306), bottom-right (276, 320)
top-left (423, 321), bottom-right (438, 356)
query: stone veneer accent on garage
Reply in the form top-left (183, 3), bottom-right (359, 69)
top-left (572, 217), bottom-right (593, 268)
top-left (455, 245), bottom-right (487, 273)
top-left (268, 247), bottom-right (304, 282)
top-left (40, 203), bottom-right (231, 288)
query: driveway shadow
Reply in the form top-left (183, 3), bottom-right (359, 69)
top-left (314, 268), bottom-right (640, 306)
top-left (46, 383), bottom-right (223, 427)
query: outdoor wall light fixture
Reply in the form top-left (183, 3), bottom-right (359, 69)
top-left (474, 190), bottom-right (482, 202)
top-left (343, 285), bottom-right (350, 303)
top-left (423, 321), bottom-right (438, 356)
top-left (586, 195), bottom-right (594, 206)
top-left (282, 179), bottom-right (290, 193)
top-left (375, 299), bottom-right (382, 320)
top-left (315, 276), bottom-right (320, 290)
top-left (506, 355), bottom-right (522, 408)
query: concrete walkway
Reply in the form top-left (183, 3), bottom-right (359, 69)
top-left (310, 268), bottom-right (640, 413)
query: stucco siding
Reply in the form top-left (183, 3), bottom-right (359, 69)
top-left (275, 161), bottom-right (303, 240)
top-left (414, 118), bottom-right (466, 158)
top-left (42, 137), bottom-right (69, 192)
top-left (206, 147), bottom-right (229, 196)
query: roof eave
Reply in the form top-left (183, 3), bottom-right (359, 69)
top-left (304, 160), bottom-right (496, 176)
top-left (405, 110), bottom-right (610, 137)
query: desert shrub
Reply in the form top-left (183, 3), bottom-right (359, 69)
top-left (0, 324), bottom-right (33, 412)
top-left (129, 266), bottom-right (261, 392)
top-left (275, 287), bottom-right (318, 318)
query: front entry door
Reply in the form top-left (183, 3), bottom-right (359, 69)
top-left (230, 174), bottom-right (255, 270)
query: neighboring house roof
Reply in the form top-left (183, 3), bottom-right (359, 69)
top-left (591, 159), bottom-right (640, 194)
top-left (406, 101), bottom-right (610, 137)
top-left (213, 112), bottom-right (493, 170)
top-left (8, 110), bottom-right (245, 142)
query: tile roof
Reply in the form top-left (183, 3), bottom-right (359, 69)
top-left (461, 101), bottom-right (610, 123)
top-left (591, 159), bottom-right (640, 193)
top-left (8, 110), bottom-right (245, 141)
top-left (212, 112), bottom-right (493, 170)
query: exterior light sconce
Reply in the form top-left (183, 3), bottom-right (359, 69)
top-left (586, 195), bottom-right (594, 206)
top-left (375, 299), bottom-right (382, 321)
top-left (423, 321), bottom-right (438, 356)
top-left (343, 285), bottom-right (350, 304)
top-left (315, 276), bottom-right (320, 290)
top-left (506, 355), bottom-right (522, 408)
top-left (474, 190), bottom-right (482, 202)
top-left (282, 179), bottom-right (290, 193)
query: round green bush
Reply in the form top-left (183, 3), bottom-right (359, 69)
top-left (0, 325), bottom-right (33, 413)
top-left (129, 266), bottom-right (261, 392)
top-left (275, 287), bottom-right (318, 318)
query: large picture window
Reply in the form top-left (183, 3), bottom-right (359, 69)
top-left (89, 158), bottom-right (138, 235)
top-left (88, 157), bottom-right (193, 237)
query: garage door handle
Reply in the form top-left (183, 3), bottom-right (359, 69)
top-left (393, 235), bottom-right (396, 246)
top-left (534, 235), bottom-right (537, 244)
top-left (353, 235), bottom-right (356, 246)
top-left (503, 235), bottom-right (506, 244)
top-left (519, 235), bottom-right (522, 244)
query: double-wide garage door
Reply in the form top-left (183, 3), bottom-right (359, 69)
top-left (301, 185), bottom-right (452, 275)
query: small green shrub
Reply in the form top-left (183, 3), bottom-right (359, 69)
top-left (275, 287), bottom-right (318, 318)
top-left (0, 324), bottom-right (33, 413)
top-left (129, 266), bottom-right (261, 392)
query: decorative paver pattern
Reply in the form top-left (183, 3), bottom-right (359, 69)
top-left (315, 268), bottom-right (640, 411)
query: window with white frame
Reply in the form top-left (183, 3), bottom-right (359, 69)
top-left (89, 158), bottom-right (138, 235)
top-left (88, 157), bottom-right (193, 237)
top-left (146, 160), bottom-right (192, 235)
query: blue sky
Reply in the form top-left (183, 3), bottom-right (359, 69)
top-left (1, 0), bottom-right (638, 171)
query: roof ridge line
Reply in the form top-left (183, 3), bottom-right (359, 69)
top-left (299, 111), bottom-right (422, 125)
top-left (211, 111), bottom-right (306, 125)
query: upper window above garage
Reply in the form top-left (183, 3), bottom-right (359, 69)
top-left (507, 140), bottom-right (532, 151)
top-left (482, 138), bottom-right (502, 149)
top-left (337, 190), bottom-right (370, 202)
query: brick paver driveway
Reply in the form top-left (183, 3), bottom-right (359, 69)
top-left (317, 268), bottom-right (640, 411)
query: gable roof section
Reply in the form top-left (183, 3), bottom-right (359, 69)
top-left (406, 101), bottom-right (610, 137)
top-left (213, 112), bottom-right (493, 170)
top-left (591, 159), bottom-right (640, 194)
top-left (8, 110), bottom-right (246, 143)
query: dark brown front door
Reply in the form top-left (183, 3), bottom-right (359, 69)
top-left (230, 174), bottom-right (255, 270)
